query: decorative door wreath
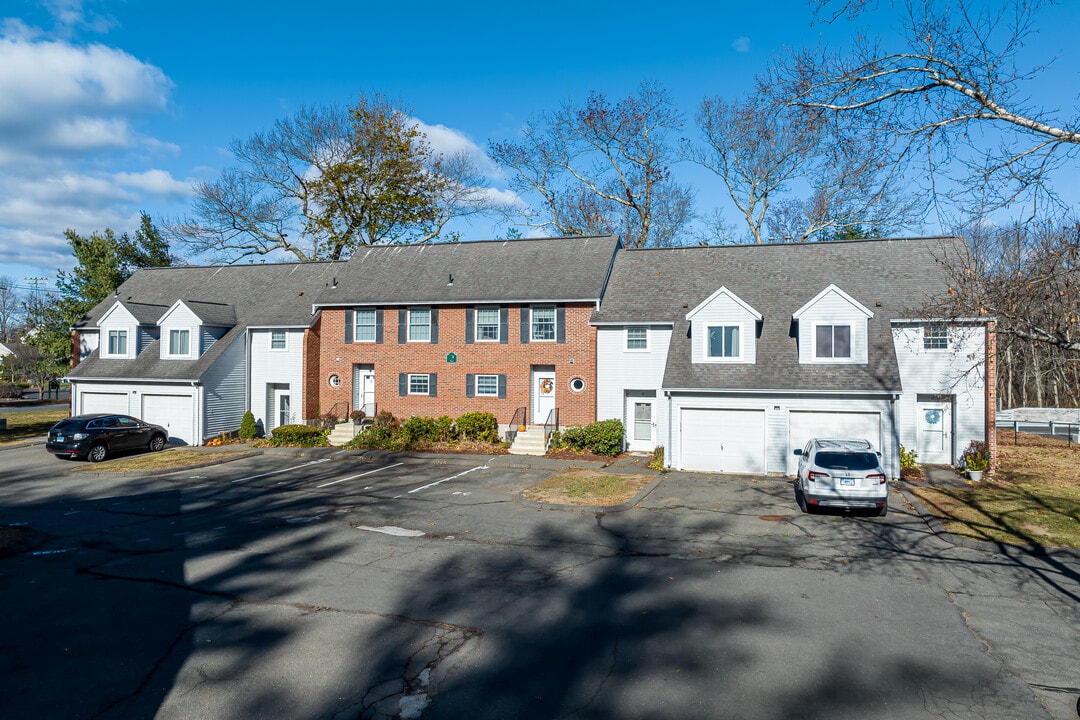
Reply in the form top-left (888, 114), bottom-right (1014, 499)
top-left (539, 378), bottom-right (554, 394)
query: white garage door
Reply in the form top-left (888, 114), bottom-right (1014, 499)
top-left (141, 394), bottom-right (195, 445)
top-left (680, 408), bottom-right (766, 474)
top-left (81, 391), bottom-right (128, 415)
top-left (789, 410), bottom-right (881, 474)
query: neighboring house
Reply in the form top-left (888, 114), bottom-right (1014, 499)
top-left (310, 236), bottom-right (621, 431)
top-left (67, 262), bottom-right (336, 445)
top-left (592, 237), bottom-right (992, 477)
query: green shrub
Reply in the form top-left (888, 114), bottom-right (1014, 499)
top-left (899, 444), bottom-right (919, 470)
top-left (402, 415), bottom-right (439, 443)
top-left (962, 441), bottom-right (989, 471)
top-left (265, 424), bottom-right (329, 448)
top-left (648, 446), bottom-right (665, 471)
top-left (456, 411), bottom-right (499, 443)
top-left (435, 415), bottom-right (456, 442)
top-left (555, 420), bottom-right (624, 456)
top-left (239, 411), bottom-right (259, 440)
top-left (0, 384), bottom-right (21, 399)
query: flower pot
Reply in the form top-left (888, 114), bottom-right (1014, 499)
top-left (967, 469), bottom-right (983, 482)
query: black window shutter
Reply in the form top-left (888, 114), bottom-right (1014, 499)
top-left (556, 305), bottom-right (566, 343)
top-left (375, 308), bottom-right (384, 344)
top-left (498, 374), bottom-right (507, 399)
top-left (398, 308), bottom-right (407, 343)
top-left (398, 373), bottom-right (407, 396)
top-left (430, 308), bottom-right (439, 344)
top-left (520, 306), bottom-right (530, 344)
top-left (429, 373), bottom-right (437, 397)
top-left (499, 306), bottom-right (509, 344)
top-left (466, 373), bottom-right (474, 398)
top-left (465, 306), bottom-right (474, 344)
top-left (345, 309), bottom-right (354, 344)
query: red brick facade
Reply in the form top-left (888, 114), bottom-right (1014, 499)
top-left (314, 303), bottom-right (597, 428)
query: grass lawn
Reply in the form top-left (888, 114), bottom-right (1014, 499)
top-left (69, 446), bottom-right (255, 473)
top-left (909, 432), bottom-right (1080, 548)
top-left (522, 467), bottom-right (653, 507)
top-left (0, 409), bottom-right (69, 445)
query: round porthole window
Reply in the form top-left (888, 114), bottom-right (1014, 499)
top-left (569, 377), bottom-right (586, 393)
top-left (328, 374), bottom-right (341, 388)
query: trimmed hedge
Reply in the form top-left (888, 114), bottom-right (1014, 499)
top-left (552, 419), bottom-right (624, 456)
top-left (265, 424), bottom-right (329, 448)
top-left (456, 411), bottom-right (499, 443)
top-left (345, 410), bottom-right (499, 451)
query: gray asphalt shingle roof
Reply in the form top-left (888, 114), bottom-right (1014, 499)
top-left (591, 237), bottom-right (964, 393)
top-left (312, 235), bottom-right (621, 306)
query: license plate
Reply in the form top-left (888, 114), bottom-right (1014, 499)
top-left (56, 435), bottom-right (64, 442)
top-left (840, 477), bottom-right (856, 486)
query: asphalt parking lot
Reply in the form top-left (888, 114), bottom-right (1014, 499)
top-left (2, 445), bottom-right (1079, 719)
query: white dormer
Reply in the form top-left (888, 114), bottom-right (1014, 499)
top-left (792, 284), bottom-right (873, 364)
top-left (158, 300), bottom-right (235, 360)
top-left (686, 286), bottom-right (762, 364)
top-left (97, 302), bottom-right (137, 360)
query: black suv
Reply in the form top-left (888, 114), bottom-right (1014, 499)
top-left (46, 414), bottom-right (169, 462)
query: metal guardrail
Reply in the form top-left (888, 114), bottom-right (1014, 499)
top-left (507, 407), bottom-right (527, 444)
top-left (996, 420), bottom-right (1078, 446)
top-left (543, 408), bottom-right (559, 451)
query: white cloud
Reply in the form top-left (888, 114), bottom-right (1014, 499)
top-left (731, 36), bottom-right (751, 53)
top-left (412, 118), bottom-right (504, 181)
top-left (114, 169), bottom-right (192, 198)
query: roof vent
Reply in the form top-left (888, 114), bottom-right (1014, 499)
top-left (331, 277), bottom-right (338, 288)
top-left (447, 273), bottom-right (454, 287)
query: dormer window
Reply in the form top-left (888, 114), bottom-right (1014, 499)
top-left (707, 325), bottom-right (741, 360)
top-left (169, 329), bottom-right (190, 356)
top-left (107, 330), bottom-right (127, 356)
top-left (815, 325), bottom-right (851, 359)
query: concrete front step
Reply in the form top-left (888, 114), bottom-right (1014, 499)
top-left (509, 427), bottom-right (548, 456)
top-left (328, 422), bottom-right (359, 445)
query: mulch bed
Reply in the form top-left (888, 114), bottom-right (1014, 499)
top-left (544, 448), bottom-right (625, 464)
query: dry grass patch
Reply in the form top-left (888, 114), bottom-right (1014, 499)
top-left (522, 467), bottom-right (653, 507)
top-left (909, 442), bottom-right (1080, 548)
top-left (71, 447), bottom-right (252, 473)
top-left (0, 409), bottom-right (69, 445)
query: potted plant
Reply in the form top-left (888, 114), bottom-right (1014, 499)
top-left (963, 442), bottom-right (989, 481)
top-left (350, 410), bottom-right (366, 425)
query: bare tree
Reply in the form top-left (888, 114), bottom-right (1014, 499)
top-left (0, 276), bottom-right (21, 342)
top-left (490, 82), bottom-right (694, 248)
top-left (788, 0), bottom-right (1080, 212)
top-left (173, 95), bottom-right (497, 263)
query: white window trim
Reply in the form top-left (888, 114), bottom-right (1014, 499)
top-left (810, 322), bottom-right (857, 363)
top-left (625, 327), bottom-right (649, 352)
top-left (475, 307), bottom-right (500, 342)
top-left (166, 327), bottom-right (193, 358)
top-left (702, 323), bottom-right (745, 363)
top-left (408, 373), bottom-right (430, 395)
top-left (103, 328), bottom-right (130, 358)
top-left (475, 374), bottom-right (499, 397)
top-left (530, 306), bottom-right (557, 342)
top-left (269, 330), bottom-right (288, 351)
top-left (354, 309), bottom-right (377, 343)
top-left (923, 324), bottom-right (950, 351)
top-left (408, 307), bottom-right (431, 343)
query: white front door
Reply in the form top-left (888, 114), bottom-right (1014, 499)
top-left (274, 389), bottom-right (292, 430)
top-left (353, 364), bottom-right (375, 415)
top-left (626, 397), bottom-right (655, 452)
top-left (531, 366), bottom-right (556, 425)
top-left (918, 403), bottom-right (951, 464)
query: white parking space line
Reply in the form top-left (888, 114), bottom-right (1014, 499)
top-left (356, 526), bottom-right (425, 537)
top-left (315, 462), bottom-right (404, 489)
top-left (400, 465), bottom-right (488, 497)
top-left (230, 458), bottom-right (332, 483)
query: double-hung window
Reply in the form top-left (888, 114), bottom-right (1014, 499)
top-left (408, 374), bottom-right (430, 395)
top-left (408, 308), bottom-right (431, 342)
top-left (270, 330), bottom-right (287, 350)
top-left (626, 327), bottom-right (648, 351)
top-left (707, 325), bottom-right (740, 359)
top-left (475, 374), bottom-right (499, 397)
top-left (531, 306), bottom-right (556, 341)
top-left (923, 325), bottom-right (949, 350)
top-left (107, 329), bottom-right (127, 356)
top-left (169, 329), bottom-right (190, 356)
top-left (476, 308), bottom-right (500, 341)
top-left (815, 325), bottom-right (851, 359)
top-left (354, 309), bottom-right (377, 342)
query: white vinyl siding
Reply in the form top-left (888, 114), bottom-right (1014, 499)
top-left (687, 288), bottom-right (759, 365)
top-left (202, 333), bottom-right (247, 441)
top-left (595, 325), bottom-right (672, 450)
top-left (250, 329), bottom-right (305, 432)
top-left (794, 286), bottom-right (871, 365)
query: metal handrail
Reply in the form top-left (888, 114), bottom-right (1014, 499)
top-left (507, 407), bottom-right (527, 443)
top-left (543, 408), bottom-right (559, 450)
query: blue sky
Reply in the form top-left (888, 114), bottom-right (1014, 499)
top-left (2, 0), bottom-right (1079, 295)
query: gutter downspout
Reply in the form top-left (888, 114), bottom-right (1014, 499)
top-left (666, 391), bottom-right (673, 469)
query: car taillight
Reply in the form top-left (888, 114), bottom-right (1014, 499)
top-left (867, 473), bottom-right (886, 484)
top-left (72, 432), bottom-right (89, 441)
top-left (807, 470), bottom-right (829, 483)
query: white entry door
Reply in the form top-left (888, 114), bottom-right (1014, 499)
top-left (531, 366), bottom-right (556, 425)
top-left (273, 389), bottom-right (292, 430)
top-left (918, 403), bottom-right (951, 464)
top-left (353, 364), bottom-right (375, 416)
top-left (626, 397), bottom-right (655, 452)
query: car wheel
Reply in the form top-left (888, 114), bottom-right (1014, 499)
top-left (795, 485), bottom-right (809, 513)
top-left (88, 443), bottom-right (108, 463)
top-left (149, 434), bottom-right (167, 452)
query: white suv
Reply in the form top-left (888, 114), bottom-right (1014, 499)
top-left (793, 439), bottom-right (888, 516)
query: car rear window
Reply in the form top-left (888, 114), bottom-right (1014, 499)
top-left (815, 451), bottom-right (879, 471)
top-left (53, 419), bottom-right (84, 431)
